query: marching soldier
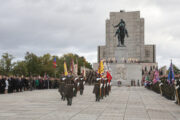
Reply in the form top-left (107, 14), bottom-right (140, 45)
top-left (104, 78), bottom-right (109, 96)
top-left (101, 78), bottom-right (104, 99)
top-left (59, 75), bottom-right (66, 101)
top-left (65, 73), bottom-right (74, 106)
top-left (177, 79), bottom-right (180, 104)
top-left (73, 77), bottom-right (78, 97)
top-left (79, 75), bottom-right (85, 95)
top-left (93, 77), bottom-right (101, 102)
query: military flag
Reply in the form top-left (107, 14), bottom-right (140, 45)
top-left (144, 75), bottom-right (151, 86)
top-left (73, 58), bottom-right (78, 76)
top-left (53, 57), bottom-right (57, 68)
top-left (168, 60), bottom-right (175, 84)
top-left (106, 71), bottom-right (112, 83)
top-left (82, 65), bottom-right (86, 78)
top-left (98, 60), bottom-right (104, 77)
top-left (64, 61), bottom-right (68, 76)
top-left (153, 70), bottom-right (159, 84)
top-left (70, 59), bottom-right (74, 74)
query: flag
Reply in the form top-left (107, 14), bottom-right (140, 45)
top-left (70, 59), bottom-right (74, 74)
top-left (53, 57), bottom-right (57, 68)
top-left (74, 58), bottom-right (78, 76)
top-left (104, 61), bottom-right (108, 72)
top-left (74, 64), bottom-right (78, 76)
top-left (82, 65), bottom-right (86, 78)
top-left (168, 60), bottom-right (175, 84)
top-left (98, 60), bottom-right (104, 77)
top-left (153, 70), bottom-right (159, 84)
top-left (64, 61), bottom-right (68, 76)
top-left (145, 75), bottom-right (151, 85)
top-left (106, 71), bottom-right (112, 83)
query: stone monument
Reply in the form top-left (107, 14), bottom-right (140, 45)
top-left (93, 10), bottom-right (157, 86)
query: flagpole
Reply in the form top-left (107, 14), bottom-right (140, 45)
top-left (55, 69), bottom-right (56, 78)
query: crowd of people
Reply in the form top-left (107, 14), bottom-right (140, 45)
top-left (142, 62), bottom-right (180, 105)
top-left (103, 57), bottom-right (141, 64)
top-left (145, 75), bottom-right (180, 104)
top-left (0, 75), bottom-right (59, 94)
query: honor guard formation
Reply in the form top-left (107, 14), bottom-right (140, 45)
top-left (93, 76), bottom-right (111, 102)
top-left (58, 73), bottom-right (86, 106)
top-left (143, 60), bottom-right (180, 105)
top-left (58, 59), bottom-right (112, 105)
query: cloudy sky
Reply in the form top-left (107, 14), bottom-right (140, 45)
top-left (0, 0), bottom-right (180, 68)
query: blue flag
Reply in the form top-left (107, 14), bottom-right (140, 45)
top-left (167, 61), bottom-right (174, 84)
top-left (53, 57), bottom-right (57, 68)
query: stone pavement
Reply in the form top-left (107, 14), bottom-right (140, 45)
top-left (0, 86), bottom-right (180, 120)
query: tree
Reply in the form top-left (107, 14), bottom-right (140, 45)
top-left (173, 64), bottom-right (180, 74)
top-left (0, 53), bottom-right (14, 75)
top-left (40, 53), bottom-right (55, 77)
top-left (0, 52), bottom-right (92, 77)
top-left (12, 61), bottom-right (27, 76)
top-left (24, 52), bottom-right (42, 76)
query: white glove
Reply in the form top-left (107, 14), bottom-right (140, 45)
top-left (77, 82), bottom-right (80, 86)
top-left (176, 85), bottom-right (179, 89)
top-left (159, 83), bottom-right (163, 86)
top-left (100, 83), bottom-right (103, 88)
top-left (83, 81), bottom-right (85, 85)
top-left (62, 78), bottom-right (66, 81)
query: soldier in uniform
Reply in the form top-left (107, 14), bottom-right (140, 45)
top-left (65, 73), bottom-right (74, 106)
top-left (79, 75), bottom-right (85, 95)
top-left (101, 78), bottom-right (104, 99)
top-left (59, 75), bottom-right (66, 101)
top-left (104, 78), bottom-right (109, 96)
top-left (176, 78), bottom-right (180, 104)
top-left (93, 77), bottom-right (101, 102)
top-left (73, 77), bottom-right (78, 97)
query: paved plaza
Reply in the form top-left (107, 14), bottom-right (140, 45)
top-left (0, 86), bottom-right (180, 120)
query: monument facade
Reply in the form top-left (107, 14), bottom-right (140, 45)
top-left (94, 10), bottom-right (157, 86)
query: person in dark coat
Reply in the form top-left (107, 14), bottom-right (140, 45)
top-left (65, 74), bottom-right (74, 106)
top-left (0, 76), bottom-right (5, 94)
top-left (73, 77), bottom-right (78, 97)
top-left (101, 78), bottom-right (104, 99)
top-left (104, 78), bottom-right (109, 96)
top-left (79, 76), bottom-right (85, 95)
top-left (29, 77), bottom-right (33, 91)
top-left (18, 77), bottom-right (23, 92)
top-left (8, 77), bottom-right (12, 93)
top-left (59, 76), bottom-right (66, 101)
top-left (93, 77), bottom-right (101, 102)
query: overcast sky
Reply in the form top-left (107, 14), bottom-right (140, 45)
top-left (0, 0), bottom-right (180, 68)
